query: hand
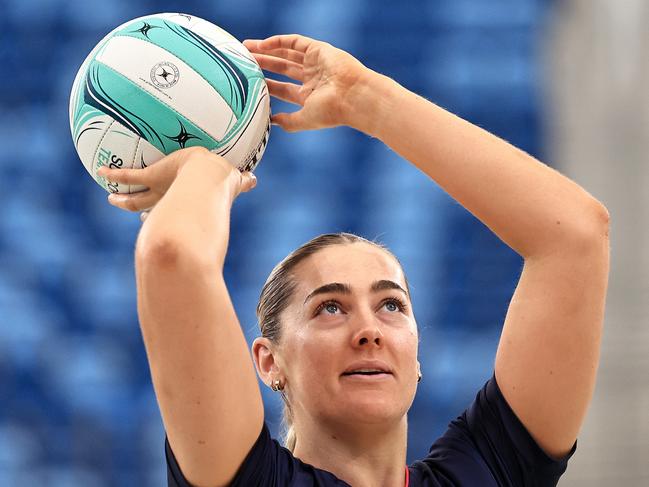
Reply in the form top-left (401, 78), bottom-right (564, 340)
top-left (243, 34), bottom-right (371, 132)
top-left (97, 147), bottom-right (257, 215)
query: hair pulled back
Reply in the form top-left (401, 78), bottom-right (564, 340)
top-left (255, 232), bottom-right (408, 452)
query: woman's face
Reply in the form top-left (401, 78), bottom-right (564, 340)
top-left (278, 242), bottom-right (419, 429)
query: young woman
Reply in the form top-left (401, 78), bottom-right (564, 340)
top-left (97, 34), bottom-right (610, 487)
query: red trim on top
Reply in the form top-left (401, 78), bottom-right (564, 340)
top-left (404, 465), bottom-right (410, 487)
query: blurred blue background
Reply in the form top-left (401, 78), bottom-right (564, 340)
top-left (1, 0), bottom-right (592, 485)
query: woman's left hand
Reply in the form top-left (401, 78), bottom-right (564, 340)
top-left (243, 34), bottom-right (371, 132)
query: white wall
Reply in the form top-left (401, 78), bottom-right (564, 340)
top-left (545, 1), bottom-right (649, 484)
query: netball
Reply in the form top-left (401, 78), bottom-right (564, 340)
top-left (69, 13), bottom-right (270, 195)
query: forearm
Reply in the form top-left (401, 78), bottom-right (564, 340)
top-left (350, 72), bottom-right (608, 258)
top-left (135, 156), bottom-right (233, 269)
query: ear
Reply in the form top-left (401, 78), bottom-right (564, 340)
top-left (252, 337), bottom-right (281, 386)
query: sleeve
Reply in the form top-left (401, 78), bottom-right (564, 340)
top-left (423, 373), bottom-right (577, 487)
top-left (165, 421), bottom-right (349, 487)
top-left (165, 422), bottom-right (277, 487)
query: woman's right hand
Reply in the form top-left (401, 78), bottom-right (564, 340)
top-left (97, 147), bottom-right (257, 218)
top-left (243, 34), bottom-right (372, 132)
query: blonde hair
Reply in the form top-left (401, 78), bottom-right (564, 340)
top-left (255, 232), bottom-right (409, 452)
top-left (283, 406), bottom-right (297, 452)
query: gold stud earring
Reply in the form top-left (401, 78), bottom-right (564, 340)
top-left (271, 378), bottom-right (284, 392)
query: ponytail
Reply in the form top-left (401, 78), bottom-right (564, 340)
top-left (282, 404), bottom-right (297, 452)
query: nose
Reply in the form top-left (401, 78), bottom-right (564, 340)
top-left (358, 333), bottom-right (381, 346)
top-left (352, 321), bottom-right (384, 348)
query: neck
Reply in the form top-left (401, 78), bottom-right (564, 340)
top-left (292, 415), bottom-right (408, 487)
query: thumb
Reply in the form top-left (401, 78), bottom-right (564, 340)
top-left (239, 171), bottom-right (258, 193)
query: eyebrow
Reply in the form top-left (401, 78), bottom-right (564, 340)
top-left (303, 280), bottom-right (409, 305)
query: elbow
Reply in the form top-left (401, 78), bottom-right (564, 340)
top-left (587, 201), bottom-right (610, 240)
top-left (570, 201), bottom-right (610, 252)
top-left (595, 202), bottom-right (610, 230)
top-left (135, 237), bottom-right (186, 269)
top-left (135, 235), bottom-right (218, 272)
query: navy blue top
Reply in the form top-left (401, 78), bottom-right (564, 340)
top-left (165, 373), bottom-right (577, 486)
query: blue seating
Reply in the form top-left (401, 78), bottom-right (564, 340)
top-left (1, 0), bottom-right (550, 482)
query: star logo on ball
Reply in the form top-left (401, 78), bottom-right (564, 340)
top-left (165, 120), bottom-right (201, 149)
top-left (150, 62), bottom-right (180, 89)
top-left (131, 22), bottom-right (160, 39)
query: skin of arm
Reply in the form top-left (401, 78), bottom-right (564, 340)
top-left (133, 153), bottom-right (264, 487)
top-left (347, 71), bottom-right (610, 459)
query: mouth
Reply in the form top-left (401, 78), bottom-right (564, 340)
top-left (342, 370), bottom-right (392, 375)
top-left (341, 360), bottom-right (394, 381)
top-left (340, 368), bottom-right (394, 382)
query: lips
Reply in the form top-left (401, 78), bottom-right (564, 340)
top-left (341, 360), bottom-right (393, 376)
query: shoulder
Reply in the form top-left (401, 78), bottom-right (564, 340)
top-left (410, 374), bottom-right (576, 487)
top-left (166, 421), bottom-right (351, 487)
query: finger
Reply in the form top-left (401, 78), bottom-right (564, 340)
top-left (266, 78), bottom-right (304, 106)
top-left (97, 165), bottom-right (148, 188)
top-left (244, 40), bottom-right (305, 63)
top-left (271, 112), bottom-right (306, 133)
top-left (258, 48), bottom-right (305, 64)
top-left (98, 147), bottom-right (201, 191)
top-left (108, 190), bottom-right (159, 213)
top-left (239, 172), bottom-right (257, 193)
top-left (252, 53), bottom-right (304, 81)
top-left (256, 34), bottom-right (314, 53)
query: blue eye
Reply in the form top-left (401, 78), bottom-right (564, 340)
top-left (315, 300), bottom-right (342, 316)
top-left (382, 297), bottom-right (407, 313)
top-left (385, 301), bottom-right (398, 312)
top-left (324, 302), bottom-right (340, 314)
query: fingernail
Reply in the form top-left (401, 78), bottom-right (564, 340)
top-left (108, 193), bottom-right (125, 203)
top-left (251, 174), bottom-right (257, 188)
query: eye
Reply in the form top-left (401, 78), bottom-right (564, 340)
top-left (381, 297), bottom-right (408, 313)
top-left (314, 300), bottom-right (344, 316)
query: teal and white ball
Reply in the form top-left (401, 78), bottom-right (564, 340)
top-left (69, 13), bottom-right (270, 194)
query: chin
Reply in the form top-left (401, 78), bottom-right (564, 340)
top-left (340, 394), bottom-right (407, 424)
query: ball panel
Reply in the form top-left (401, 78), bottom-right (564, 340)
top-left (94, 122), bottom-right (141, 194)
top-left (185, 20), bottom-right (260, 69)
top-left (212, 79), bottom-right (270, 171)
top-left (84, 61), bottom-right (219, 154)
top-left (113, 17), bottom-right (262, 118)
top-left (72, 105), bottom-right (104, 147)
top-left (214, 77), bottom-right (270, 146)
top-left (95, 35), bottom-right (237, 142)
top-left (69, 14), bottom-right (163, 136)
top-left (130, 137), bottom-right (166, 194)
top-left (180, 15), bottom-right (239, 45)
top-left (75, 114), bottom-right (114, 176)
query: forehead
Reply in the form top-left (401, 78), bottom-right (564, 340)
top-left (293, 243), bottom-right (406, 296)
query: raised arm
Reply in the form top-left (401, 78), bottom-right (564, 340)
top-left (352, 71), bottom-right (610, 460)
top-left (245, 34), bottom-right (610, 460)
top-left (99, 148), bottom-right (263, 486)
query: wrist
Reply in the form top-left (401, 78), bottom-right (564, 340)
top-left (343, 69), bottom-right (401, 138)
top-left (177, 150), bottom-right (237, 202)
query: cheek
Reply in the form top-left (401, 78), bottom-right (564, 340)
top-left (393, 321), bottom-right (418, 348)
top-left (288, 326), bottom-right (343, 382)
top-left (394, 325), bottom-right (420, 371)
